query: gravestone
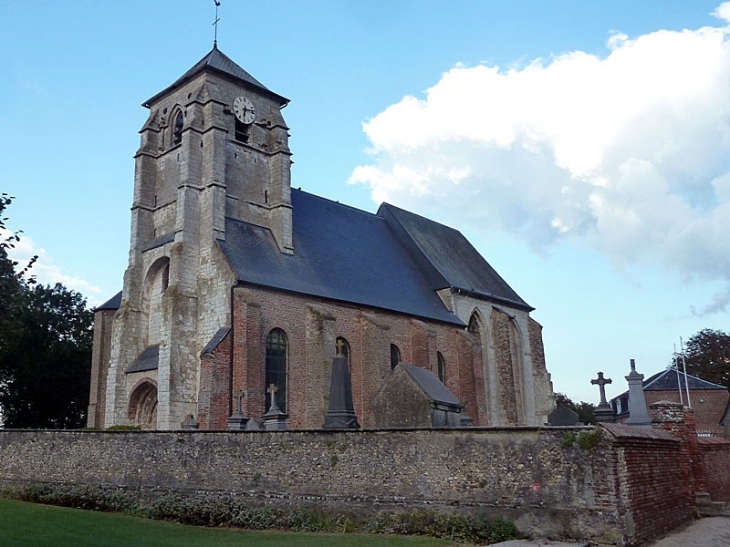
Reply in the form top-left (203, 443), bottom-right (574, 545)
top-left (322, 341), bottom-right (360, 429)
top-left (372, 363), bottom-right (465, 428)
top-left (591, 371), bottom-right (616, 423)
top-left (263, 383), bottom-right (288, 430)
top-left (227, 389), bottom-right (249, 430)
top-left (548, 406), bottom-right (579, 426)
top-left (625, 359), bottom-right (652, 428)
top-left (180, 414), bottom-right (199, 430)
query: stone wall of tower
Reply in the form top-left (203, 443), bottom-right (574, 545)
top-left (104, 63), bottom-right (292, 429)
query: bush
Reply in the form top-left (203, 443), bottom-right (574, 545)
top-left (4, 483), bottom-right (518, 543)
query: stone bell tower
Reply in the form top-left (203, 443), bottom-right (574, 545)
top-left (104, 46), bottom-right (291, 429)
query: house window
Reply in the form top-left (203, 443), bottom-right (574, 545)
top-left (173, 110), bottom-right (184, 145)
top-left (265, 328), bottom-right (287, 412)
top-left (390, 344), bottom-right (400, 370)
top-left (437, 352), bottom-right (446, 383)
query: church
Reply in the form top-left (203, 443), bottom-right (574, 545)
top-left (87, 46), bottom-right (554, 431)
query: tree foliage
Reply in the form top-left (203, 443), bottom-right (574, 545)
top-left (554, 392), bottom-right (596, 425)
top-left (672, 329), bottom-right (730, 391)
top-left (0, 196), bottom-right (92, 428)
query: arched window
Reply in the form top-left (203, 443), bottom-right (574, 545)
top-left (468, 313), bottom-right (482, 342)
top-left (335, 336), bottom-right (350, 363)
top-left (437, 352), bottom-right (446, 383)
top-left (265, 328), bottom-right (288, 412)
top-left (173, 110), bottom-right (184, 145)
top-left (390, 344), bottom-right (400, 370)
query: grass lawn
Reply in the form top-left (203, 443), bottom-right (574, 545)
top-left (0, 498), bottom-right (454, 547)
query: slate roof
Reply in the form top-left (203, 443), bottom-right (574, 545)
top-left (97, 190), bottom-right (532, 326)
top-left (379, 203), bottom-right (532, 311)
top-left (126, 344), bottom-right (159, 373)
top-left (643, 368), bottom-right (727, 391)
top-left (218, 189), bottom-right (466, 326)
top-left (95, 291), bottom-right (122, 311)
top-left (611, 368), bottom-right (728, 404)
top-left (143, 46), bottom-right (289, 108)
top-left (401, 363), bottom-right (463, 408)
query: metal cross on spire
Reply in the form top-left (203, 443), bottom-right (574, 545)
top-left (212, 0), bottom-right (221, 48)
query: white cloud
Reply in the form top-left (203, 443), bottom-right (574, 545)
top-left (1, 228), bottom-right (103, 306)
top-left (350, 3), bottom-right (730, 312)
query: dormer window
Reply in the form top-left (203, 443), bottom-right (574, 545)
top-left (173, 110), bottom-right (184, 145)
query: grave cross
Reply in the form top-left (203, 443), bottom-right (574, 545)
top-left (235, 389), bottom-right (244, 413)
top-left (591, 372), bottom-right (612, 405)
top-left (266, 383), bottom-right (282, 414)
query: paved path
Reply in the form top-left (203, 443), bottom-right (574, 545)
top-left (491, 516), bottom-right (730, 547)
top-left (646, 517), bottom-right (730, 547)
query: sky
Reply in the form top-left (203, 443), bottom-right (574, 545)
top-left (1, 1), bottom-right (729, 405)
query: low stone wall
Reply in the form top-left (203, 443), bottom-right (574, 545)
top-left (0, 427), bottom-right (626, 542)
top-left (699, 437), bottom-right (730, 502)
top-left (0, 423), bottom-right (705, 545)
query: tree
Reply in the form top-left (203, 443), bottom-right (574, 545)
top-left (673, 329), bottom-right (730, 391)
top-left (554, 392), bottom-right (596, 425)
top-left (0, 283), bottom-right (93, 428)
top-left (0, 195), bottom-right (91, 428)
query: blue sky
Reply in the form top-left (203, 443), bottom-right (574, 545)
top-left (1, 1), bottom-right (729, 405)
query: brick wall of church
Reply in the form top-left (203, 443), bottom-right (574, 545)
top-left (203, 285), bottom-right (483, 429)
top-left (198, 333), bottom-right (232, 430)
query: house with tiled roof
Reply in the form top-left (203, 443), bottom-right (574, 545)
top-left (611, 368), bottom-right (730, 436)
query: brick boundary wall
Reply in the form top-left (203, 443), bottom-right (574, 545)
top-left (0, 424), bottom-right (705, 545)
top-left (698, 436), bottom-right (730, 502)
top-left (601, 424), bottom-right (691, 546)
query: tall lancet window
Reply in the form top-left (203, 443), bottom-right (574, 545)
top-left (390, 344), bottom-right (400, 370)
top-left (173, 110), bottom-right (184, 145)
top-left (265, 328), bottom-right (288, 412)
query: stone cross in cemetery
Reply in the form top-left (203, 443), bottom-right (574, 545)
top-left (591, 371), bottom-right (616, 423)
top-left (267, 383), bottom-right (281, 414)
top-left (264, 383), bottom-right (288, 430)
top-left (227, 389), bottom-right (249, 430)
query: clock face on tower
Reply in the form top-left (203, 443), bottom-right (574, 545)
top-left (233, 96), bottom-right (256, 124)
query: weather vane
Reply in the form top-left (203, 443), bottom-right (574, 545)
top-left (212, 0), bottom-right (221, 48)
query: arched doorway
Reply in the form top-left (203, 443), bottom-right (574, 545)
top-left (128, 380), bottom-right (158, 430)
